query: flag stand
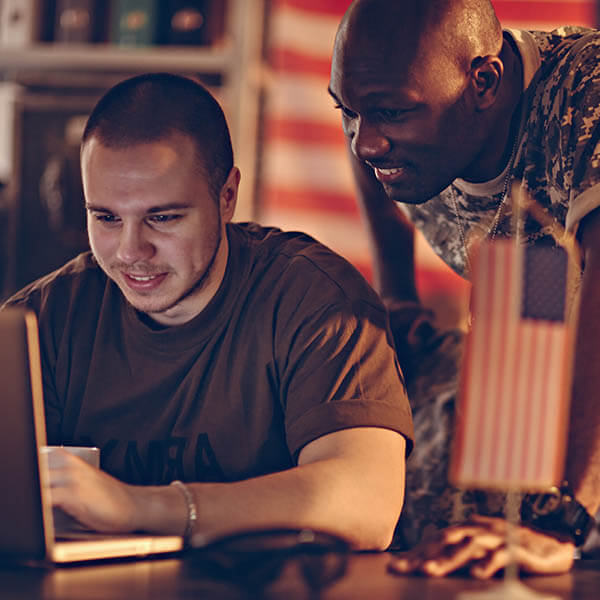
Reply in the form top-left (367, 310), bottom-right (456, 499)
top-left (457, 491), bottom-right (559, 600)
top-left (453, 182), bottom-right (581, 600)
top-left (457, 578), bottom-right (559, 600)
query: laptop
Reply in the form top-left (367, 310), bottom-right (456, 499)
top-left (0, 306), bottom-right (184, 564)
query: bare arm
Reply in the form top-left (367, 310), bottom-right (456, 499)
top-left (389, 209), bottom-right (600, 579)
top-left (347, 143), bottom-right (419, 303)
top-left (48, 427), bottom-right (407, 551)
top-left (566, 205), bottom-right (600, 517)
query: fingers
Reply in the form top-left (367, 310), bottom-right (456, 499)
top-left (44, 452), bottom-right (137, 533)
top-left (470, 536), bottom-right (574, 579)
top-left (389, 522), bottom-right (502, 577)
top-left (389, 519), bottom-right (576, 580)
top-left (470, 546), bottom-right (510, 579)
top-left (46, 450), bottom-right (95, 489)
top-left (513, 534), bottom-right (575, 575)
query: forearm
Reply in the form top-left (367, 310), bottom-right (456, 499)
top-left (347, 144), bottom-right (418, 302)
top-left (129, 429), bottom-right (407, 550)
top-left (565, 265), bottom-right (600, 516)
top-left (566, 207), bottom-right (600, 516)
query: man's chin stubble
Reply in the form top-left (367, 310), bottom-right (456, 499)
top-left (138, 231), bottom-right (222, 318)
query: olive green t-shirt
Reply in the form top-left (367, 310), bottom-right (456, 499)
top-left (5, 223), bottom-right (413, 485)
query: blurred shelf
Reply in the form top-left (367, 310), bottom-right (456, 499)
top-left (0, 41), bottom-right (234, 75)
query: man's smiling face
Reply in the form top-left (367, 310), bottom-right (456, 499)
top-left (329, 20), bottom-right (483, 204)
top-left (83, 132), bottom-right (230, 325)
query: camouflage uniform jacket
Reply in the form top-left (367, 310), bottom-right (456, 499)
top-left (404, 27), bottom-right (600, 278)
top-left (394, 27), bottom-right (600, 549)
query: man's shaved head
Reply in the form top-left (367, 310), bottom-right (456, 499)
top-left (335, 0), bottom-right (503, 76)
top-left (329, 0), bottom-right (518, 204)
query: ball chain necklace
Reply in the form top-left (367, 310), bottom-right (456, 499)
top-left (449, 133), bottom-right (520, 277)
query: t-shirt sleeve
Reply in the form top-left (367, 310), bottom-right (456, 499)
top-left (276, 295), bottom-right (414, 460)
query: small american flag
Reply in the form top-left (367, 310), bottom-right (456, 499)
top-left (450, 239), bottom-right (573, 490)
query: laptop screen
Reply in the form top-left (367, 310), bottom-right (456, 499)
top-left (0, 307), bottom-right (183, 564)
top-left (0, 307), bottom-right (53, 562)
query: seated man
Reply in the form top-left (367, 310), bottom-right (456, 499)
top-left (1, 73), bottom-right (413, 549)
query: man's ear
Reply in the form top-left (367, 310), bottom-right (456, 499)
top-left (219, 166), bottom-right (240, 223)
top-left (469, 55), bottom-right (503, 110)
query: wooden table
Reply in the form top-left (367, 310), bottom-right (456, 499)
top-left (0, 552), bottom-right (598, 599)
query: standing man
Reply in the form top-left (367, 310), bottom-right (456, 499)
top-left (329, 0), bottom-right (600, 575)
top-left (2, 73), bottom-right (413, 550)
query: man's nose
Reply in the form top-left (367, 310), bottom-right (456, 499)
top-left (351, 118), bottom-right (391, 162)
top-left (116, 224), bottom-right (154, 264)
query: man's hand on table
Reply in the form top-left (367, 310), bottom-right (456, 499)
top-left (46, 447), bottom-right (141, 533)
top-left (389, 515), bottom-right (575, 579)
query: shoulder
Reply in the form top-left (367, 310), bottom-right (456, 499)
top-left (2, 251), bottom-right (107, 318)
top-left (529, 27), bottom-right (600, 85)
top-left (229, 222), bottom-right (386, 312)
top-left (529, 27), bottom-right (600, 58)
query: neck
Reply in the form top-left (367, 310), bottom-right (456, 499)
top-left (463, 35), bottom-right (524, 183)
top-left (148, 227), bottom-right (230, 327)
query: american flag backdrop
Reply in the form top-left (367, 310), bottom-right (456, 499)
top-left (258, 1), bottom-right (597, 329)
top-left (450, 240), bottom-right (574, 490)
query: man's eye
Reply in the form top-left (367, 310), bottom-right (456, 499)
top-left (94, 214), bottom-right (119, 224)
top-left (148, 214), bottom-right (181, 224)
top-left (333, 103), bottom-right (356, 119)
top-left (376, 109), bottom-right (408, 122)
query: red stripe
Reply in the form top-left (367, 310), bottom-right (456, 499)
top-left (489, 242), bottom-right (513, 481)
top-left (471, 243), bottom-right (496, 480)
top-left (453, 241), bottom-right (571, 487)
top-left (271, 0), bottom-right (597, 26)
top-left (525, 323), bottom-right (543, 482)
top-left (272, 1), bottom-right (598, 26)
top-left (520, 326), bottom-right (537, 481)
top-left (511, 327), bottom-right (528, 482)
top-left (533, 326), bottom-right (555, 481)
top-left (415, 266), bottom-right (470, 299)
top-left (264, 118), bottom-right (345, 146)
top-left (261, 186), bottom-right (360, 216)
top-left (535, 327), bottom-right (551, 480)
top-left (268, 47), bottom-right (332, 78)
top-left (352, 259), bottom-right (373, 283)
top-left (492, 0), bottom-right (596, 25)
top-left (273, 0), bottom-right (597, 22)
top-left (504, 297), bottom-right (525, 482)
top-left (552, 326), bottom-right (572, 480)
top-left (270, 0), bottom-right (348, 17)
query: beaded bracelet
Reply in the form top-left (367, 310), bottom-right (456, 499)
top-left (171, 480), bottom-right (198, 543)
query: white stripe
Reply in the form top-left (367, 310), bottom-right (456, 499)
top-left (495, 243), bottom-right (521, 482)
top-left (476, 243), bottom-right (507, 482)
top-left (523, 322), bottom-right (548, 482)
top-left (503, 20), bottom-right (588, 29)
top-left (265, 74), bottom-right (341, 126)
top-left (499, 0), bottom-right (592, 3)
top-left (270, 4), bottom-right (341, 59)
top-left (460, 243), bottom-right (490, 482)
top-left (262, 141), bottom-right (354, 193)
top-left (259, 207), bottom-right (370, 263)
top-left (511, 324), bottom-right (534, 483)
top-left (540, 325), bottom-right (568, 483)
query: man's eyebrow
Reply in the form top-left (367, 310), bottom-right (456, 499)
top-left (85, 203), bottom-right (192, 213)
top-left (146, 204), bottom-right (192, 213)
top-left (85, 203), bottom-right (111, 212)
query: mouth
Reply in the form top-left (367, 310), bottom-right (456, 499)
top-left (127, 273), bottom-right (160, 282)
top-left (371, 164), bottom-right (411, 185)
top-left (121, 271), bottom-right (168, 292)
